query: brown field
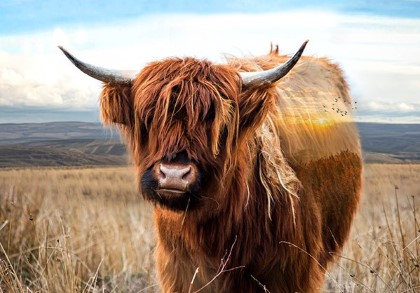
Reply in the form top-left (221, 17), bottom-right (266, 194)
top-left (0, 164), bottom-right (419, 292)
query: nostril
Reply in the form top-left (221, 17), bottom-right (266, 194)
top-left (159, 167), bottom-right (166, 179)
top-left (181, 166), bottom-right (192, 181)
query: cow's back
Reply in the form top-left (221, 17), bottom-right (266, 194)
top-left (272, 54), bottom-right (363, 264)
top-left (232, 51), bottom-right (363, 268)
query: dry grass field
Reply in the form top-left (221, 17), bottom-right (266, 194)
top-left (0, 164), bottom-right (419, 292)
top-left (325, 164), bottom-right (419, 292)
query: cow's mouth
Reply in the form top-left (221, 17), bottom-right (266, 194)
top-left (156, 188), bottom-right (186, 198)
top-left (151, 188), bottom-right (199, 211)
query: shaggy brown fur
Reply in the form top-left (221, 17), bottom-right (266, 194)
top-left (99, 47), bottom-right (362, 292)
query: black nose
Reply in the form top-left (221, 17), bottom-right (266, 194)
top-left (156, 162), bottom-right (197, 191)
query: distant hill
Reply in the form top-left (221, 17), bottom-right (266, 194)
top-left (0, 121), bottom-right (117, 143)
top-left (0, 122), bottom-right (419, 167)
top-left (357, 123), bottom-right (420, 163)
top-left (0, 122), bottom-right (127, 167)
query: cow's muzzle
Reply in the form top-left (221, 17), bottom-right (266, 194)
top-left (154, 162), bottom-right (198, 197)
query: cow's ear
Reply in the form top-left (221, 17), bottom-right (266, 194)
top-left (100, 84), bottom-right (134, 127)
top-left (238, 87), bottom-right (275, 131)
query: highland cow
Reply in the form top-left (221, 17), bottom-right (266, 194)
top-left (60, 41), bottom-right (362, 292)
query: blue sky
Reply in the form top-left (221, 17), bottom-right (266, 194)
top-left (1, 0), bottom-right (420, 34)
top-left (1, 0), bottom-right (420, 123)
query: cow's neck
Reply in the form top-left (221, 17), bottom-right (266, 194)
top-left (153, 149), bottom-right (295, 267)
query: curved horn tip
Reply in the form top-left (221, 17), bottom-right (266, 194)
top-left (57, 45), bottom-right (67, 56)
top-left (299, 40), bottom-right (309, 52)
top-left (240, 40), bottom-right (309, 88)
top-left (58, 46), bottom-right (76, 63)
top-left (57, 46), bottom-right (135, 85)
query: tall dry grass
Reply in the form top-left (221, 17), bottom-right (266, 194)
top-left (325, 164), bottom-right (420, 292)
top-left (0, 164), bottom-right (419, 292)
top-left (0, 167), bottom-right (156, 292)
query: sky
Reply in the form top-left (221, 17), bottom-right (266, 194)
top-left (0, 0), bottom-right (419, 123)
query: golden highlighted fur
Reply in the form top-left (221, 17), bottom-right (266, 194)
top-left (99, 46), bottom-right (362, 292)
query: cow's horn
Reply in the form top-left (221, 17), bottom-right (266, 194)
top-left (239, 40), bottom-right (308, 88)
top-left (58, 46), bottom-right (136, 85)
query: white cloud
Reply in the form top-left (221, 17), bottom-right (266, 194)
top-left (0, 50), bottom-right (100, 108)
top-left (398, 103), bottom-right (416, 112)
top-left (363, 101), bottom-right (419, 112)
top-left (0, 11), bottom-right (419, 122)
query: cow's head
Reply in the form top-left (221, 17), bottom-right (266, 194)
top-left (59, 42), bottom-right (307, 211)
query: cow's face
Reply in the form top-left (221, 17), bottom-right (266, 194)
top-left (127, 58), bottom-right (242, 211)
top-left (58, 42), bottom-right (307, 211)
